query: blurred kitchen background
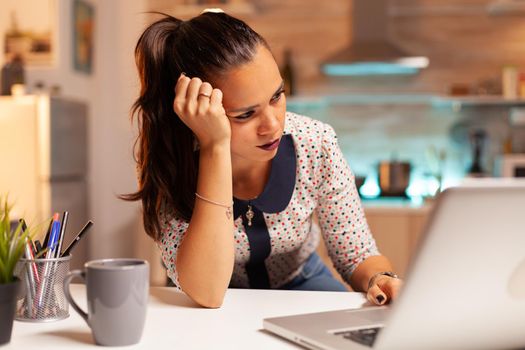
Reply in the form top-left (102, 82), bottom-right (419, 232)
top-left (1, 0), bottom-right (525, 284)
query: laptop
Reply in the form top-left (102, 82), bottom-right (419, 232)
top-left (264, 180), bottom-right (525, 349)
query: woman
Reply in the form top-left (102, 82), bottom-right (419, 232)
top-left (126, 10), bottom-right (402, 308)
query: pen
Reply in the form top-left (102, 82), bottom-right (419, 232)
top-left (23, 236), bottom-right (37, 313)
top-left (20, 217), bottom-right (33, 316)
top-left (55, 211), bottom-right (69, 258)
top-left (23, 272), bottom-right (33, 318)
top-left (20, 220), bottom-right (40, 301)
top-left (34, 240), bottom-right (42, 254)
top-left (42, 218), bottom-right (53, 249)
top-left (20, 219), bottom-right (38, 271)
top-left (20, 220), bottom-right (40, 280)
top-left (23, 237), bottom-right (39, 280)
top-left (37, 213), bottom-right (61, 308)
top-left (61, 220), bottom-right (93, 257)
top-left (45, 213), bottom-right (61, 258)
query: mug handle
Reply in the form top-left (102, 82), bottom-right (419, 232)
top-left (63, 269), bottom-right (89, 324)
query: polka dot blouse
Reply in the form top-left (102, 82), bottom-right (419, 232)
top-left (158, 112), bottom-right (380, 290)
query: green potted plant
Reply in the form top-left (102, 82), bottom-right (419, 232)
top-left (0, 196), bottom-right (31, 345)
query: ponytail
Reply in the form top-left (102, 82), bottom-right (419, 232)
top-left (123, 12), bottom-right (268, 240)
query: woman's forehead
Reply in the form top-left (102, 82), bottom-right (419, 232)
top-left (218, 46), bottom-right (282, 109)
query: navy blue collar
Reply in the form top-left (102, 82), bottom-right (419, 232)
top-left (233, 134), bottom-right (296, 217)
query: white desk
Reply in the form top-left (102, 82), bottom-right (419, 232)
top-left (7, 284), bottom-right (367, 349)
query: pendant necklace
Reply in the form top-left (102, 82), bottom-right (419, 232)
top-left (246, 202), bottom-right (254, 226)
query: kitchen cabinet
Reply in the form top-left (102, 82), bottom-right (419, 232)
top-left (364, 204), bottom-right (432, 278)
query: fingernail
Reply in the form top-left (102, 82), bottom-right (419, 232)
top-left (180, 72), bottom-right (186, 77)
top-left (376, 294), bottom-right (385, 304)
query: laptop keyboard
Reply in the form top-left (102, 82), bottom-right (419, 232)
top-left (335, 327), bottom-right (381, 347)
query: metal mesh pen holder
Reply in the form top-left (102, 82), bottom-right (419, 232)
top-left (14, 255), bottom-right (71, 322)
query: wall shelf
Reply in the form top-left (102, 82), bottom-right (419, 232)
top-left (431, 95), bottom-right (525, 111)
top-left (287, 94), bottom-right (525, 109)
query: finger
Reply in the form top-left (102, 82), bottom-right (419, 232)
top-left (198, 82), bottom-right (213, 96)
top-left (367, 284), bottom-right (388, 306)
top-left (377, 277), bottom-right (403, 301)
top-left (175, 73), bottom-right (190, 98)
top-left (186, 77), bottom-right (203, 101)
top-left (196, 82), bottom-right (213, 111)
top-left (209, 88), bottom-right (223, 107)
top-left (173, 74), bottom-right (190, 113)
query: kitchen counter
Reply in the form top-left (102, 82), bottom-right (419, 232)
top-left (361, 197), bottom-right (434, 214)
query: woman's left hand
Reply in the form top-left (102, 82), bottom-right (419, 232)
top-left (366, 275), bottom-right (403, 306)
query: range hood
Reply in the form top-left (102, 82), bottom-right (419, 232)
top-left (321, 0), bottom-right (429, 76)
top-left (487, 0), bottom-right (525, 15)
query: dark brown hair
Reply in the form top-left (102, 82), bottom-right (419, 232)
top-left (122, 12), bottom-right (269, 240)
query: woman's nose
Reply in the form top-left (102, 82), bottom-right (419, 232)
top-left (258, 109), bottom-right (280, 135)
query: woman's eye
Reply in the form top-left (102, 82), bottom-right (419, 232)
top-left (230, 89), bottom-right (285, 120)
top-left (271, 90), bottom-right (285, 103)
top-left (234, 111), bottom-right (254, 120)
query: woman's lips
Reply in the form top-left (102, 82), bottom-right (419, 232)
top-left (257, 138), bottom-right (280, 151)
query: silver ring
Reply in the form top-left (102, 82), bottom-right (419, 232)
top-left (198, 92), bottom-right (211, 98)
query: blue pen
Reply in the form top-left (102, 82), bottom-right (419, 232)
top-left (45, 213), bottom-right (61, 258)
top-left (37, 213), bottom-right (61, 308)
top-left (55, 211), bottom-right (69, 258)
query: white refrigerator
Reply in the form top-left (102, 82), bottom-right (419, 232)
top-left (0, 94), bottom-right (89, 269)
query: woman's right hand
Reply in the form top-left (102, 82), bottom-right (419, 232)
top-left (173, 73), bottom-right (231, 150)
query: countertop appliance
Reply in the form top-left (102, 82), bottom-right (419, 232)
top-left (494, 154), bottom-right (525, 177)
top-left (378, 160), bottom-right (411, 197)
top-left (467, 129), bottom-right (488, 177)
